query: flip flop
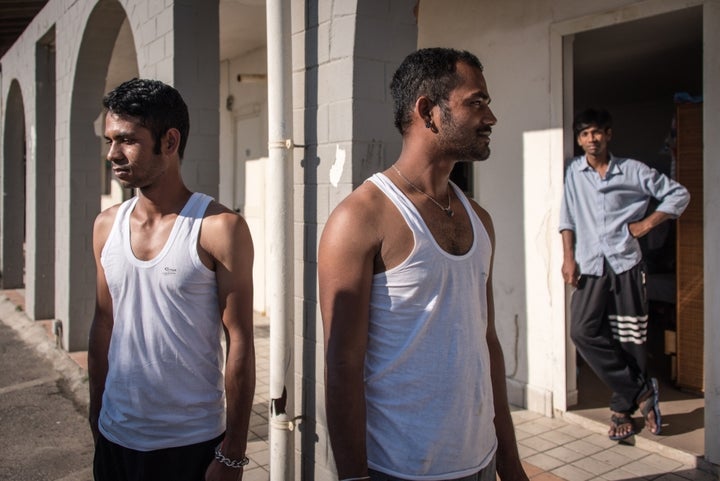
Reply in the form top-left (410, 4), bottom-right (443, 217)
top-left (609, 413), bottom-right (636, 441)
top-left (641, 377), bottom-right (662, 435)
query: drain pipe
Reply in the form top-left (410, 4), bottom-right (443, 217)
top-left (266, 0), bottom-right (294, 479)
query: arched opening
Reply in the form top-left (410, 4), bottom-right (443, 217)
top-left (100, 16), bottom-right (139, 210)
top-left (1, 80), bottom-right (27, 290)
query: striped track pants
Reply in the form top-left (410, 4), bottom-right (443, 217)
top-left (570, 261), bottom-right (651, 414)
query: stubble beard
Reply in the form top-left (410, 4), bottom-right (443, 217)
top-left (437, 123), bottom-right (491, 162)
top-left (114, 154), bottom-right (167, 191)
top-left (437, 108), bottom-right (492, 162)
top-left (115, 178), bottom-right (133, 189)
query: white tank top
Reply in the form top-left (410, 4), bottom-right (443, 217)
top-left (99, 192), bottom-right (225, 451)
top-left (365, 173), bottom-right (497, 480)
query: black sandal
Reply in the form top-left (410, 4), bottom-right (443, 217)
top-left (609, 413), bottom-right (636, 441)
top-left (640, 377), bottom-right (662, 435)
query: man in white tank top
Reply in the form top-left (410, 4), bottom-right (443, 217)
top-left (319, 49), bottom-right (528, 481)
top-left (88, 79), bottom-right (255, 481)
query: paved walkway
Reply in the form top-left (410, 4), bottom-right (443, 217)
top-left (0, 291), bottom-right (717, 481)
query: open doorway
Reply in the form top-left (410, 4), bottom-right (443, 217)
top-left (568, 6), bottom-right (705, 455)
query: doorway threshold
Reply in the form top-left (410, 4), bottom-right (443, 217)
top-left (566, 366), bottom-right (706, 469)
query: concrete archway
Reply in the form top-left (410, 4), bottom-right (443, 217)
top-left (25, 29), bottom-right (58, 321)
top-left (100, 17), bottom-right (139, 210)
top-left (58, 0), bottom-right (136, 350)
top-left (1, 80), bottom-right (26, 290)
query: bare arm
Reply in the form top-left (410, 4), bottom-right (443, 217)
top-left (628, 210), bottom-right (672, 239)
top-left (202, 205), bottom-right (256, 481)
top-left (87, 207), bottom-right (118, 443)
top-left (486, 289), bottom-right (528, 480)
top-left (560, 229), bottom-right (578, 287)
top-left (319, 194), bottom-right (379, 479)
top-left (474, 205), bottom-right (528, 481)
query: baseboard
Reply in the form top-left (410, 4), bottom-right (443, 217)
top-left (506, 377), bottom-right (553, 417)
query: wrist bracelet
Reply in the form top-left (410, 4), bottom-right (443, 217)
top-left (214, 443), bottom-right (249, 469)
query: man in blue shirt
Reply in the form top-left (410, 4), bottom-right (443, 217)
top-left (559, 108), bottom-right (689, 441)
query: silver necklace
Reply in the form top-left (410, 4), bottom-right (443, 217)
top-left (391, 164), bottom-right (454, 217)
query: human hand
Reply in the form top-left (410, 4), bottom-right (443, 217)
top-left (628, 221), bottom-right (649, 238)
top-left (88, 416), bottom-right (100, 445)
top-left (561, 258), bottom-right (579, 287)
top-left (497, 459), bottom-right (530, 481)
top-left (204, 459), bottom-right (244, 481)
top-left (499, 467), bottom-right (530, 481)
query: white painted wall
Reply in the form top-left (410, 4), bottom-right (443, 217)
top-left (419, 0), bottom-right (570, 415)
top-left (219, 48), bottom-right (269, 314)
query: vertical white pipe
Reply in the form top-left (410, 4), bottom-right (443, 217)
top-left (266, 0), bottom-right (294, 479)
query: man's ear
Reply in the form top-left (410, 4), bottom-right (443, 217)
top-left (606, 128), bottom-right (613, 142)
top-left (163, 128), bottom-right (181, 154)
top-left (415, 96), bottom-right (439, 133)
top-left (415, 96), bottom-right (434, 125)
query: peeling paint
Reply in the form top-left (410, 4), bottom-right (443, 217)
top-left (329, 144), bottom-right (346, 187)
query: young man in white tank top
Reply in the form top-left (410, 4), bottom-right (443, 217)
top-left (319, 49), bottom-right (528, 481)
top-left (88, 79), bottom-right (255, 481)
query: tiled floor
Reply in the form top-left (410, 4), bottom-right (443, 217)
top-left (570, 359), bottom-right (706, 459)
top-left (512, 407), bottom-right (716, 480)
top-left (246, 312), bottom-right (718, 481)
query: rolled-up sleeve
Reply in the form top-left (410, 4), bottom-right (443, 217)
top-left (559, 172), bottom-right (576, 233)
top-left (557, 155), bottom-right (688, 276)
top-left (641, 166), bottom-right (690, 217)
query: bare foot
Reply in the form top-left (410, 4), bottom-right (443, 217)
top-left (609, 412), bottom-right (635, 440)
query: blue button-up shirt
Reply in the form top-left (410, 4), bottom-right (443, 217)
top-left (559, 154), bottom-right (690, 275)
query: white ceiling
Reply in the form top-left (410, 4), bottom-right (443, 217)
top-left (219, 0), bottom-right (267, 60)
top-left (573, 6), bottom-right (703, 104)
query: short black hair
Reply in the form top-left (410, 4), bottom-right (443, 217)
top-left (103, 78), bottom-right (190, 158)
top-left (390, 48), bottom-right (483, 135)
top-left (573, 108), bottom-right (612, 137)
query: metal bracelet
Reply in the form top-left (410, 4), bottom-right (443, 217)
top-left (214, 444), bottom-right (249, 469)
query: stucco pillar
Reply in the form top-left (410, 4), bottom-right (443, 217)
top-left (292, 0), bottom-right (417, 478)
top-left (25, 35), bottom-right (56, 321)
top-left (703, 0), bottom-right (720, 467)
top-left (171, 0), bottom-right (220, 198)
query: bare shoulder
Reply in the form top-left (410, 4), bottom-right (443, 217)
top-left (322, 181), bottom-right (387, 248)
top-left (203, 199), bottom-right (240, 221)
top-left (331, 181), bottom-right (383, 221)
top-left (201, 200), bottom-right (252, 245)
top-left (94, 204), bottom-right (120, 228)
top-left (196, 201), bottom-right (253, 272)
top-left (465, 195), bottom-right (495, 244)
top-left (93, 204), bottom-right (120, 243)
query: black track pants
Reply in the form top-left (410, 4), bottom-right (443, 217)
top-left (93, 433), bottom-right (223, 481)
top-left (570, 261), bottom-right (651, 414)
